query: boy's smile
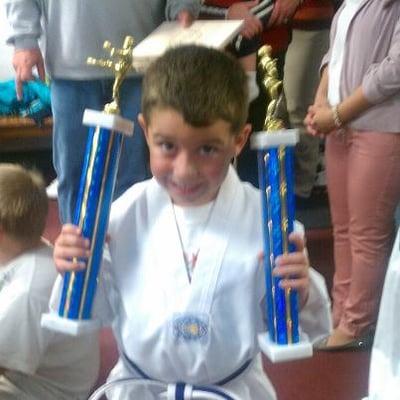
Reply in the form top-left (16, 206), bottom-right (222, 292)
top-left (140, 108), bottom-right (250, 206)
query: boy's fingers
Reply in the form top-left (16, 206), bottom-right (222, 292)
top-left (54, 245), bottom-right (90, 260)
top-left (55, 258), bottom-right (87, 273)
top-left (61, 223), bottom-right (82, 234)
top-left (279, 277), bottom-right (309, 290)
top-left (288, 232), bottom-right (305, 251)
top-left (275, 252), bottom-right (307, 267)
top-left (273, 265), bottom-right (307, 279)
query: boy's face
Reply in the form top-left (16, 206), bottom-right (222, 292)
top-left (139, 108), bottom-right (250, 206)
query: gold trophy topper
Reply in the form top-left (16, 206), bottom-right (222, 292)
top-left (258, 45), bottom-right (285, 132)
top-left (87, 36), bottom-right (135, 115)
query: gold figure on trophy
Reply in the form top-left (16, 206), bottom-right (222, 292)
top-left (258, 45), bottom-right (285, 131)
top-left (87, 36), bottom-right (135, 115)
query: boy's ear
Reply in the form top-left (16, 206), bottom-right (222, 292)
top-left (234, 123), bottom-right (252, 156)
top-left (138, 113), bottom-right (149, 142)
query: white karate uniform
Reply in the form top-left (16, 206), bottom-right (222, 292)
top-left (0, 244), bottom-right (99, 400)
top-left (367, 229), bottom-right (400, 400)
top-left (86, 166), bottom-right (331, 399)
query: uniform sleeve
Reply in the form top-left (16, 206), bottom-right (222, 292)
top-left (362, 18), bottom-right (400, 104)
top-left (0, 285), bottom-right (47, 374)
top-left (5, 0), bottom-right (42, 49)
top-left (165, 0), bottom-right (201, 21)
top-left (299, 268), bottom-right (332, 343)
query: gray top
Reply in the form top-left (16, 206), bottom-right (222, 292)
top-left (322, 0), bottom-right (400, 133)
top-left (5, 0), bottom-right (200, 79)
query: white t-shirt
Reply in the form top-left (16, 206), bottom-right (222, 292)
top-left (0, 244), bottom-right (99, 400)
top-left (328, 0), bottom-right (364, 105)
top-left (172, 201), bottom-right (215, 282)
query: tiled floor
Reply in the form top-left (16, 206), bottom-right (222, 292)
top-left (43, 202), bottom-right (371, 400)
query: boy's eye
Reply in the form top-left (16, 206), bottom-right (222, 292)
top-left (200, 145), bottom-right (217, 156)
top-left (157, 141), bottom-right (175, 153)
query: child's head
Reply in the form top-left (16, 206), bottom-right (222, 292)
top-left (139, 45), bottom-right (251, 206)
top-left (141, 45), bottom-right (249, 133)
top-left (0, 163), bottom-right (48, 247)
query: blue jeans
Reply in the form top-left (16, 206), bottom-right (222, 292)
top-left (51, 77), bottom-right (151, 223)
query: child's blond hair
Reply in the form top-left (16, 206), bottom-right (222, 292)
top-left (0, 163), bottom-right (48, 244)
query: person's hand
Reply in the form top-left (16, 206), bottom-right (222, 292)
top-left (176, 9), bottom-right (195, 27)
top-left (272, 232), bottom-right (310, 308)
top-left (306, 104), bottom-right (337, 136)
top-left (12, 48), bottom-right (45, 100)
top-left (304, 105), bottom-right (320, 136)
top-left (227, 1), bottom-right (263, 39)
top-left (53, 224), bottom-right (91, 273)
top-left (269, 0), bottom-right (301, 26)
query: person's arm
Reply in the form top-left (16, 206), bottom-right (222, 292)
top-left (314, 66), bottom-right (329, 107)
top-left (307, 86), bottom-right (372, 135)
top-left (361, 15), bottom-right (400, 106)
top-left (226, 1), bottom-right (263, 39)
top-left (309, 15), bottom-right (400, 135)
top-left (304, 67), bottom-right (329, 136)
top-left (268, 0), bottom-right (302, 26)
top-left (5, 0), bottom-right (45, 99)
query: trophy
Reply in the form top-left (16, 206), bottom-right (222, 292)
top-left (251, 45), bottom-right (313, 362)
top-left (42, 36), bottom-right (135, 335)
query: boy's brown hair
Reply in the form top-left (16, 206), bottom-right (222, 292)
top-left (142, 45), bottom-right (249, 134)
top-left (0, 163), bottom-right (48, 244)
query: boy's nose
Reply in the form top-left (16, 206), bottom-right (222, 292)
top-left (174, 152), bottom-right (197, 179)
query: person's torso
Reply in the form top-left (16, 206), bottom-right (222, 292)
top-left (105, 168), bottom-right (265, 384)
top-left (42, 0), bottom-right (167, 78)
top-left (0, 245), bottom-right (99, 398)
top-left (331, 0), bottom-right (400, 132)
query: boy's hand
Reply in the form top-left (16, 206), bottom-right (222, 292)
top-left (53, 224), bottom-right (91, 273)
top-left (272, 232), bottom-right (310, 308)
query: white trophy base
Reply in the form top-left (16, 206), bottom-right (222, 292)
top-left (82, 109), bottom-right (134, 137)
top-left (258, 332), bottom-right (313, 363)
top-left (41, 313), bottom-right (100, 336)
top-left (250, 128), bottom-right (299, 149)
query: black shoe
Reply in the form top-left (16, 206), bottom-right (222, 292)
top-left (314, 330), bottom-right (374, 352)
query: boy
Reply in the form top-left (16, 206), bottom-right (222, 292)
top-left (54, 45), bottom-right (331, 399)
top-left (0, 164), bottom-right (99, 400)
